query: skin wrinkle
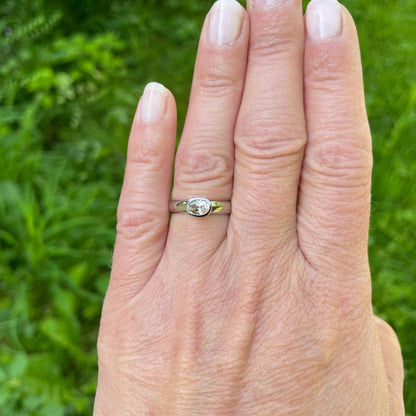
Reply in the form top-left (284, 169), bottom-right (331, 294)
top-left (196, 63), bottom-right (244, 94)
top-left (176, 149), bottom-right (233, 186)
top-left (235, 132), bottom-right (306, 165)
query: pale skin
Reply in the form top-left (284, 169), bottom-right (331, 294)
top-left (93, 0), bottom-right (405, 414)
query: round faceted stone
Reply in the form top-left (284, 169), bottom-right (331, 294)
top-left (186, 197), bottom-right (212, 217)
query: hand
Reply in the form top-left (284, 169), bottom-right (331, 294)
top-left (93, 0), bottom-right (404, 414)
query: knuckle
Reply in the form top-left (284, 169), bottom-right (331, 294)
top-left (235, 120), bottom-right (306, 165)
top-left (116, 204), bottom-right (164, 243)
top-left (176, 145), bottom-right (233, 188)
top-left (296, 307), bottom-right (370, 372)
top-left (307, 136), bottom-right (373, 186)
top-left (375, 318), bottom-right (402, 352)
top-left (127, 132), bottom-right (165, 170)
top-left (250, 29), bottom-right (300, 61)
top-left (197, 57), bottom-right (242, 97)
top-left (300, 329), bottom-right (338, 371)
top-left (249, 4), bottom-right (302, 62)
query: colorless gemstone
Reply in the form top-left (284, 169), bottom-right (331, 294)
top-left (187, 198), bottom-right (212, 217)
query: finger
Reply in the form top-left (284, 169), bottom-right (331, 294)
top-left (375, 316), bottom-right (405, 416)
top-left (230, 0), bottom-right (306, 246)
top-left (297, 0), bottom-right (373, 270)
top-left (170, 0), bottom-right (248, 247)
top-left (110, 82), bottom-right (177, 296)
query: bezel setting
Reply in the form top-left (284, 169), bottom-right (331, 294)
top-left (186, 197), bottom-right (213, 217)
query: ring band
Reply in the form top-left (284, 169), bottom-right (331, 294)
top-left (169, 197), bottom-right (231, 217)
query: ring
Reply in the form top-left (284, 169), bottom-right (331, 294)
top-left (169, 197), bottom-right (231, 217)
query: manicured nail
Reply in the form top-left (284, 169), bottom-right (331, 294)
top-left (306, 0), bottom-right (342, 41)
top-left (139, 82), bottom-right (168, 123)
top-left (250, 0), bottom-right (286, 10)
top-left (209, 0), bottom-right (244, 46)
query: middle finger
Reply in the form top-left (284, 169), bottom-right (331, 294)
top-left (230, 0), bottom-right (306, 248)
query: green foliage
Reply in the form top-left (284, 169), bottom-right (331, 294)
top-left (0, 1), bottom-right (127, 413)
top-left (1, 0), bottom-right (415, 414)
top-left (356, 0), bottom-right (416, 411)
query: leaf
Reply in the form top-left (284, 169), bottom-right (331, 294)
top-left (8, 351), bottom-right (28, 378)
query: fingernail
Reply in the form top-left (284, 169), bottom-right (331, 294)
top-left (139, 82), bottom-right (168, 123)
top-left (250, 0), bottom-right (286, 10)
top-left (306, 0), bottom-right (342, 41)
top-left (209, 0), bottom-right (244, 46)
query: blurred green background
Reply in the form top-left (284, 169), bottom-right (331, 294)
top-left (0, 0), bottom-right (415, 414)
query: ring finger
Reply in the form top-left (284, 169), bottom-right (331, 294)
top-left (170, 0), bottom-right (249, 248)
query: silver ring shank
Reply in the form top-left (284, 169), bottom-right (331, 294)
top-left (169, 200), bottom-right (231, 215)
